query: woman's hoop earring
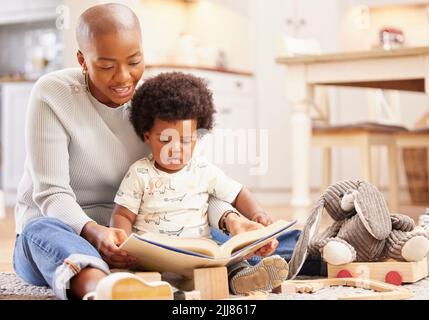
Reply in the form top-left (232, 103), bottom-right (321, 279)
top-left (82, 69), bottom-right (90, 92)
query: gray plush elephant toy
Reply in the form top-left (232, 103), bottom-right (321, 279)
top-left (288, 180), bottom-right (429, 279)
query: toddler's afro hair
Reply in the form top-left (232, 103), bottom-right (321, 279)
top-left (130, 72), bottom-right (215, 141)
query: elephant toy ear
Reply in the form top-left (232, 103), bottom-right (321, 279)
top-left (355, 181), bottom-right (392, 240)
top-left (287, 198), bottom-right (324, 279)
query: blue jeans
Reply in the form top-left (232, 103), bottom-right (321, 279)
top-left (13, 217), bottom-right (110, 300)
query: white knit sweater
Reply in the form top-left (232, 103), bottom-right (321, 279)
top-left (15, 68), bottom-right (230, 234)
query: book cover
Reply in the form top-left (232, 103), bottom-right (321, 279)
top-left (119, 219), bottom-right (297, 278)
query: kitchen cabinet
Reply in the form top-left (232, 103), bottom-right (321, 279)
top-left (0, 82), bottom-right (34, 206)
top-left (210, 93), bottom-right (258, 189)
top-left (0, 0), bottom-right (62, 25)
top-left (143, 67), bottom-right (258, 189)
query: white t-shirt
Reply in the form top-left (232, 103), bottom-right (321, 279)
top-left (114, 155), bottom-right (243, 238)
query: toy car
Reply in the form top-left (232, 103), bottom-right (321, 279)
top-left (327, 258), bottom-right (428, 286)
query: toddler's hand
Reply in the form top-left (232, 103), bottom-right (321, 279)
top-left (252, 212), bottom-right (273, 226)
top-left (224, 213), bottom-right (278, 257)
top-left (225, 213), bottom-right (263, 236)
top-left (254, 239), bottom-right (278, 257)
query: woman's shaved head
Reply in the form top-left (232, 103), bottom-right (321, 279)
top-left (76, 3), bottom-right (141, 53)
top-left (75, 3), bottom-right (144, 108)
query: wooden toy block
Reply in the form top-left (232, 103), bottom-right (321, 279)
top-left (174, 290), bottom-right (201, 300)
top-left (193, 267), bottom-right (229, 300)
top-left (328, 258), bottom-right (428, 285)
top-left (134, 272), bottom-right (162, 283)
top-left (110, 270), bottom-right (162, 283)
top-left (108, 275), bottom-right (174, 300)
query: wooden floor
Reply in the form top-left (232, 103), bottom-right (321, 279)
top-left (0, 207), bottom-right (16, 272)
top-left (0, 204), bottom-right (427, 272)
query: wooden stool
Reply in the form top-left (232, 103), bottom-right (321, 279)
top-left (312, 122), bottom-right (407, 212)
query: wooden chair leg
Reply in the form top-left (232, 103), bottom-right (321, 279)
top-left (388, 141), bottom-right (399, 212)
top-left (321, 147), bottom-right (332, 193)
top-left (360, 136), bottom-right (372, 182)
top-left (371, 147), bottom-right (381, 188)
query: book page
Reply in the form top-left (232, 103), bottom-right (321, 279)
top-left (132, 232), bottom-right (222, 258)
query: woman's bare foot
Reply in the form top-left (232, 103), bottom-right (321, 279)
top-left (69, 267), bottom-right (108, 299)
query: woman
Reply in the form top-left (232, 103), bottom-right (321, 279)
top-left (13, 3), bottom-right (254, 300)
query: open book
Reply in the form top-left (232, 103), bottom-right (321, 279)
top-left (119, 219), bottom-right (297, 278)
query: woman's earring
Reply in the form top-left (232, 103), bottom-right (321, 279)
top-left (82, 69), bottom-right (89, 92)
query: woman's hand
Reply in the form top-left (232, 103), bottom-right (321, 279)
top-left (224, 213), bottom-right (278, 257)
top-left (81, 222), bottom-right (138, 269)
